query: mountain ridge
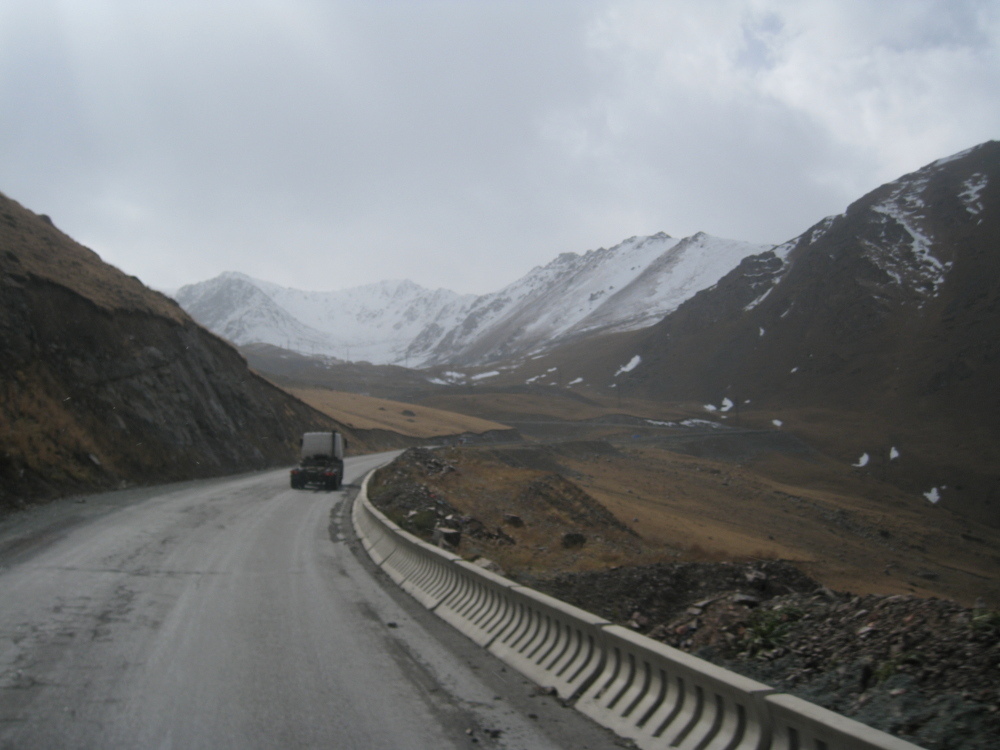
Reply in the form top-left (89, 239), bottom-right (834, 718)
top-left (176, 232), bottom-right (770, 366)
top-left (522, 140), bottom-right (1000, 525)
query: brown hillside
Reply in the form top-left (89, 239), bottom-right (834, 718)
top-left (285, 387), bottom-right (511, 438)
top-left (517, 143), bottom-right (1000, 526)
top-left (0, 191), bottom-right (347, 509)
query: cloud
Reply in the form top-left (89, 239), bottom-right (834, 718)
top-left (547, 0), bottom-right (1000, 235)
top-left (0, 1), bottom-right (997, 294)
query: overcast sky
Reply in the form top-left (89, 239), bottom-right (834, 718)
top-left (2, 1), bottom-right (997, 294)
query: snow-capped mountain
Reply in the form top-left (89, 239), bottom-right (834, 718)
top-left (177, 274), bottom-right (338, 354)
top-left (176, 275), bottom-right (475, 364)
top-left (175, 232), bottom-right (770, 366)
top-left (412, 232), bottom-right (769, 365)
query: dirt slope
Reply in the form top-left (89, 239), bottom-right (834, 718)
top-left (0, 191), bottom-right (345, 509)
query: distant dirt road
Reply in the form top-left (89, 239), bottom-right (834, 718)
top-left (0, 454), bottom-right (613, 749)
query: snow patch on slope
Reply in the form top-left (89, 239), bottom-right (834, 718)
top-left (615, 355), bottom-right (642, 376)
top-left (865, 172), bottom-right (952, 297)
top-left (960, 173), bottom-right (988, 215)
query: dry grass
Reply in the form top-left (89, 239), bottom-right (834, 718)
top-left (421, 391), bottom-right (690, 423)
top-left (287, 388), bottom-right (510, 438)
top-left (557, 445), bottom-right (1000, 606)
top-left (404, 388), bottom-right (1000, 606)
top-left (0, 192), bottom-right (184, 321)
top-left (373, 447), bottom-right (667, 576)
top-left (0, 371), bottom-right (105, 486)
top-left (420, 440), bottom-right (999, 605)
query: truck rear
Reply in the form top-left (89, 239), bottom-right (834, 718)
top-left (290, 431), bottom-right (345, 491)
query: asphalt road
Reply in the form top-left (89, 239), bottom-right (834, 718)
top-left (0, 453), bottom-right (618, 749)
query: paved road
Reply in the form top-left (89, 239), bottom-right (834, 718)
top-left (0, 454), bottom-right (617, 749)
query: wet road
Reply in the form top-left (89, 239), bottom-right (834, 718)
top-left (0, 453), bottom-right (615, 749)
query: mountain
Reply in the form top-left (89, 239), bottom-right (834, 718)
top-left (177, 273), bottom-right (339, 354)
top-left (414, 232), bottom-right (769, 366)
top-left (176, 274), bottom-right (475, 365)
top-left (175, 233), bottom-right (769, 367)
top-left (538, 141), bottom-right (1000, 525)
top-left (0, 191), bottom-right (345, 509)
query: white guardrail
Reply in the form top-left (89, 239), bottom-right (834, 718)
top-left (352, 471), bottom-right (924, 750)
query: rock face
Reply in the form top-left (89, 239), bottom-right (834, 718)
top-left (0, 191), bottom-right (342, 509)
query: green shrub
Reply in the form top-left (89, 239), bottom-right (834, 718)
top-left (742, 606), bottom-right (804, 655)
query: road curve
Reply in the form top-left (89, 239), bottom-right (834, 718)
top-left (0, 454), bottom-right (615, 749)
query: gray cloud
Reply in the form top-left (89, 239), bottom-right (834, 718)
top-left (1, 0), bottom-right (997, 294)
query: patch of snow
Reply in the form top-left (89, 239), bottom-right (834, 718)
top-left (772, 419), bottom-right (783, 427)
top-left (790, 367), bottom-right (799, 374)
top-left (680, 419), bottom-right (723, 429)
top-left (427, 378), bottom-right (449, 385)
top-left (960, 173), bottom-right (988, 215)
top-left (470, 371), bottom-right (500, 381)
top-left (703, 404), bottom-right (718, 412)
top-left (866, 173), bottom-right (952, 297)
top-left (923, 487), bottom-right (941, 504)
top-left (806, 214), bottom-right (841, 246)
top-left (720, 398), bottom-right (734, 412)
top-left (744, 287), bottom-right (772, 312)
top-left (443, 371), bottom-right (465, 381)
top-left (615, 355), bottom-right (642, 376)
top-left (890, 447), bottom-right (900, 460)
top-left (853, 453), bottom-right (870, 468)
top-left (931, 145), bottom-right (978, 167)
top-left (759, 327), bottom-right (765, 337)
top-left (568, 377), bottom-right (584, 385)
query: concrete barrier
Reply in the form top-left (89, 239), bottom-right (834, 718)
top-left (351, 468), bottom-right (925, 750)
top-left (765, 693), bottom-right (925, 750)
top-left (485, 583), bottom-right (608, 700)
top-left (576, 625), bottom-right (774, 749)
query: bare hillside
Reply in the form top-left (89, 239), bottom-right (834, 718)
top-left (0, 192), bottom-right (345, 509)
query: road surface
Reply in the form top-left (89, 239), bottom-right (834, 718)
top-left (0, 453), bottom-right (618, 749)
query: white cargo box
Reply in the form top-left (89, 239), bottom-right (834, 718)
top-left (300, 432), bottom-right (344, 460)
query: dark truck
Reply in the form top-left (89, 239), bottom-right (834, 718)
top-left (290, 431), bottom-right (345, 490)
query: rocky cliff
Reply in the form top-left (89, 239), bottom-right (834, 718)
top-left (0, 192), bottom-right (342, 510)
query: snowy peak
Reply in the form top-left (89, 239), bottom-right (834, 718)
top-left (175, 230), bottom-right (770, 366)
top-left (569, 232), bottom-right (772, 335)
top-left (415, 232), bottom-right (771, 365)
top-left (175, 274), bottom-right (337, 355)
top-left (176, 275), bottom-right (474, 363)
